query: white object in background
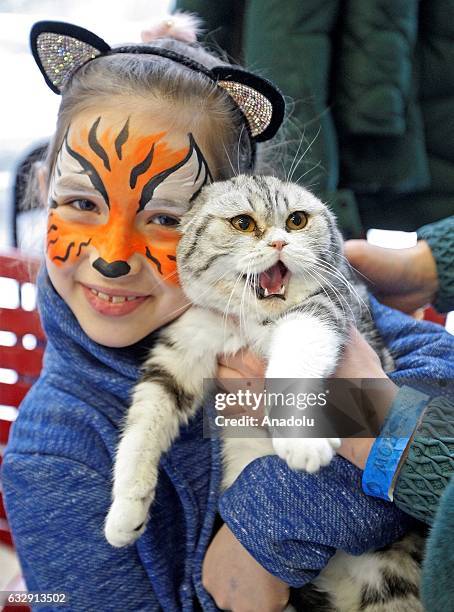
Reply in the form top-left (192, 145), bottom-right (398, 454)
top-left (367, 229), bottom-right (453, 335)
top-left (367, 229), bottom-right (418, 249)
top-left (446, 312), bottom-right (454, 335)
top-left (0, 545), bottom-right (21, 594)
top-left (16, 209), bottom-right (47, 256)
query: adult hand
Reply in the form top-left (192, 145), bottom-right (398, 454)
top-left (344, 239), bottom-right (439, 313)
top-left (216, 349), bottom-right (266, 416)
top-left (202, 523), bottom-right (290, 612)
top-left (335, 327), bottom-right (399, 470)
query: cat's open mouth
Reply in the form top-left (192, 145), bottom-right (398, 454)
top-left (245, 261), bottom-right (291, 300)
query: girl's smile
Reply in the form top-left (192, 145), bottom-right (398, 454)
top-left (80, 282), bottom-right (152, 317)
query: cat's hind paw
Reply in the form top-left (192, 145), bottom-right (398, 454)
top-left (272, 437), bottom-right (340, 473)
top-left (104, 495), bottom-right (153, 547)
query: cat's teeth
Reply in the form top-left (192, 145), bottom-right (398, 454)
top-left (264, 288), bottom-right (270, 297)
top-left (111, 296), bottom-right (126, 304)
top-left (279, 285), bottom-right (285, 295)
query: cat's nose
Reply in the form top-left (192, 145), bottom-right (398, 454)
top-left (269, 240), bottom-right (288, 251)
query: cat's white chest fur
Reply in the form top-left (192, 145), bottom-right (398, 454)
top-left (179, 306), bottom-right (341, 489)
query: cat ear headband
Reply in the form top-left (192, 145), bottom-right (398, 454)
top-left (30, 20), bottom-right (285, 143)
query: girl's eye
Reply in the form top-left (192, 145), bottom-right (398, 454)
top-left (231, 215), bottom-right (256, 233)
top-left (69, 199), bottom-right (98, 213)
top-left (286, 211), bottom-right (308, 231)
top-left (147, 214), bottom-right (180, 227)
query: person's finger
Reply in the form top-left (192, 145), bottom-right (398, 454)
top-left (218, 349), bottom-right (266, 377)
top-left (377, 291), bottom-right (430, 314)
top-left (344, 240), bottom-right (407, 292)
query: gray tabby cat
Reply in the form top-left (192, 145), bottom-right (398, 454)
top-left (105, 175), bottom-right (422, 611)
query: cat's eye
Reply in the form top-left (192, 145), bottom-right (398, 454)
top-left (231, 215), bottom-right (256, 233)
top-left (286, 211), bottom-right (308, 231)
top-left (68, 199), bottom-right (98, 213)
top-left (147, 214), bottom-right (180, 227)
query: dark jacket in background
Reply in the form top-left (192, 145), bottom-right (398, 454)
top-left (177, 0), bottom-right (454, 237)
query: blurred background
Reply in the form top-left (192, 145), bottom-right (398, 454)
top-left (0, 0), bottom-right (174, 250)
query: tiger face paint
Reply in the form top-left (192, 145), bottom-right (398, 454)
top-left (48, 115), bottom-right (212, 284)
top-left (44, 107), bottom-right (215, 348)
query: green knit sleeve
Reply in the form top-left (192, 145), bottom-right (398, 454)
top-left (417, 216), bottom-right (454, 313)
top-left (393, 396), bottom-right (454, 524)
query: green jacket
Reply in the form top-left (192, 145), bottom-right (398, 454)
top-left (177, 0), bottom-right (454, 237)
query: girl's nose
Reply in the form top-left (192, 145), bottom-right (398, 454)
top-left (92, 258), bottom-right (131, 278)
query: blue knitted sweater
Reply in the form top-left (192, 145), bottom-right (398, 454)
top-left (3, 270), bottom-right (454, 611)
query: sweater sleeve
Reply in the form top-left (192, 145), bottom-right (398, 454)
top-left (218, 455), bottom-right (413, 587)
top-left (393, 395), bottom-right (454, 525)
top-left (418, 215), bottom-right (454, 313)
top-left (1, 452), bottom-right (157, 612)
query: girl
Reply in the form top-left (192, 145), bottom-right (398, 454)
top-left (3, 15), bottom-right (453, 612)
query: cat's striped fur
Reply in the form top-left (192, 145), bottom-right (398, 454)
top-left (105, 175), bottom-right (422, 610)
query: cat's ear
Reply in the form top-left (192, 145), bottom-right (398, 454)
top-left (211, 66), bottom-right (285, 143)
top-left (30, 21), bottom-right (111, 94)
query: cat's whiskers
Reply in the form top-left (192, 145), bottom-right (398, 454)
top-left (313, 257), bottom-right (370, 315)
top-left (222, 142), bottom-right (239, 178)
top-left (162, 265), bottom-right (234, 322)
top-left (221, 268), bottom-right (247, 345)
top-left (237, 123), bottom-right (246, 176)
top-left (289, 244), bottom-right (369, 315)
top-left (339, 252), bottom-right (374, 286)
top-left (308, 263), bottom-right (361, 321)
top-left (286, 135), bottom-right (304, 183)
top-left (302, 265), bottom-right (347, 321)
top-left (159, 268), bottom-right (178, 284)
top-left (238, 249), bottom-right (277, 272)
top-left (293, 159), bottom-right (323, 186)
top-left (305, 264), bottom-right (355, 322)
top-left (288, 127), bottom-right (321, 184)
top-left (239, 259), bottom-right (253, 342)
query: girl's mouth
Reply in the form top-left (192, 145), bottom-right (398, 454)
top-left (80, 284), bottom-right (151, 316)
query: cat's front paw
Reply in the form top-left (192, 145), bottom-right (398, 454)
top-left (104, 494), bottom-right (154, 547)
top-left (272, 437), bottom-right (340, 473)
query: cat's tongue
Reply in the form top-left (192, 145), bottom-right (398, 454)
top-left (259, 262), bottom-right (285, 294)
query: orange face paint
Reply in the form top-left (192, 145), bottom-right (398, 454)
top-left (47, 116), bottom-right (212, 284)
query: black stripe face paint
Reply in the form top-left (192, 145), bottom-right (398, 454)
top-left (47, 114), bottom-right (212, 285)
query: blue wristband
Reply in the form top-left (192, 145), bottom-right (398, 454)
top-left (362, 385), bottom-right (429, 502)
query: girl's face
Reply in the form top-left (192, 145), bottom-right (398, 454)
top-left (45, 104), bottom-right (214, 347)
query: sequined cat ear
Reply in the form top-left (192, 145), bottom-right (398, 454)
top-left (211, 66), bottom-right (285, 143)
top-left (30, 21), bottom-right (111, 94)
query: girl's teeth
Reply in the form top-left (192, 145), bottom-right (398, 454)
top-left (88, 287), bottom-right (140, 303)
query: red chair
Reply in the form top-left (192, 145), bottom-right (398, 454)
top-left (0, 249), bottom-right (43, 612)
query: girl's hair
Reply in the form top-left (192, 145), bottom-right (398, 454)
top-left (44, 38), bottom-right (254, 186)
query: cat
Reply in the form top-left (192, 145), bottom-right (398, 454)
top-left (105, 175), bottom-right (423, 611)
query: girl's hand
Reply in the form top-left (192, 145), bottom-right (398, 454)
top-left (202, 523), bottom-right (290, 612)
top-left (344, 239), bottom-right (439, 314)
